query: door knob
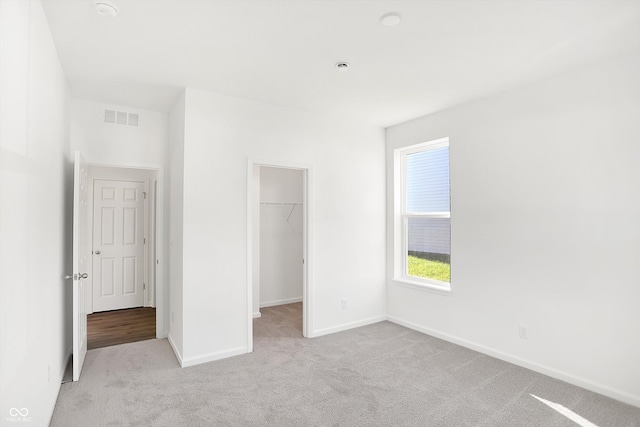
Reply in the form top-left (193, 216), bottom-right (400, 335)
top-left (65, 273), bottom-right (89, 280)
top-left (94, 250), bottom-right (101, 255)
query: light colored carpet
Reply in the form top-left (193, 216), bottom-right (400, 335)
top-left (51, 303), bottom-right (640, 426)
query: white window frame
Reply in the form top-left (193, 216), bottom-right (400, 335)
top-left (393, 137), bottom-right (451, 293)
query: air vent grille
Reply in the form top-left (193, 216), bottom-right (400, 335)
top-left (128, 113), bottom-right (139, 126)
top-left (116, 111), bottom-right (127, 125)
top-left (104, 109), bottom-right (116, 123)
top-left (104, 109), bottom-right (140, 127)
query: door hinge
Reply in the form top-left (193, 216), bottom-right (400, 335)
top-left (143, 191), bottom-right (147, 199)
top-left (143, 283), bottom-right (146, 290)
top-left (144, 237), bottom-right (146, 244)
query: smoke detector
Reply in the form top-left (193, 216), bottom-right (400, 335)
top-left (335, 62), bottom-right (350, 71)
top-left (95, 1), bottom-right (119, 17)
top-left (380, 12), bottom-right (401, 27)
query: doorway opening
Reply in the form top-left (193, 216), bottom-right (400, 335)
top-left (86, 165), bottom-right (160, 349)
top-left (248, 161), bottom-right (312, 351)
top-left (87, 307), bottom-right (156, 349)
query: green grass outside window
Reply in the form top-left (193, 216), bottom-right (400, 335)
top-left (408, 253), bottom-right (450, 283)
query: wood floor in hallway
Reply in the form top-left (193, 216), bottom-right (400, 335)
top-left (87, 307), bottom-right (156, 350)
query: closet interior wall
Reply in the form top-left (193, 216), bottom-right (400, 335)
top-left (258, 167), bottom-right (304, 313)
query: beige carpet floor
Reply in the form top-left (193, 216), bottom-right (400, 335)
top-left (51, 303), bottom-right (640, 426)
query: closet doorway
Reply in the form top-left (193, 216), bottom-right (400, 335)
top-left (248, 161), bottom-right (312, 351)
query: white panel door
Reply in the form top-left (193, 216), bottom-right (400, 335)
top-left (72, 151), bottom-right (89, 381)
top-left (92, 180), bottom-right (145, 312)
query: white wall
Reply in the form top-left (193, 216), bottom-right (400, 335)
top-left (179, 87), bottom-right (386, 365)
top-left (0, 0), bottom-right (71, 425)
top-left (259, 167), bottom-right (304, 308)
top-left (70, 99), bottom-right (170, 336)
top-left (70, 99), bottom-right (169, 167)
top-left (386, 50), bottom-right (640, 406)
top-left (168, 91), bottom-right (186, 360)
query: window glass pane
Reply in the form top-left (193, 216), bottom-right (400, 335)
top-left (407, 217), bottom-right (450, 282)
top-left (406, 147), bottom-right (450, 213)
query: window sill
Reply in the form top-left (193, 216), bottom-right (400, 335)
top-left (392, 277), bottom-right (451, 295)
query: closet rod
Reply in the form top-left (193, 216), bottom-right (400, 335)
top-left (260, 202), bottom-right (302, 206)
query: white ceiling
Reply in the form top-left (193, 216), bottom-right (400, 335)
top-left (41, 0), bottom-right (640, 127)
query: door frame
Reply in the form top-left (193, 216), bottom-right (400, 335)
top-left (246, 158), bottom-right (313, 352)
top-left (86, 162), bottom-right (166, 339)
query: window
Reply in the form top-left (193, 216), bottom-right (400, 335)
top-left (394, 137), bottom-right (450, 291)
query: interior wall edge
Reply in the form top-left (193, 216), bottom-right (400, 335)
top-left (166, 334), bottom-right (183, 367)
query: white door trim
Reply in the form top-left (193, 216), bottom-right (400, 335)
top-left (246, 158), bottom-right (313, 352)
top-left (86, 162), bottom-right (166, 339)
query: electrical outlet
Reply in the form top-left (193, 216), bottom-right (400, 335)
top-left (518, 325), bottom-right (528, 339)
top-left (341, 299), bottom-right (348, 310)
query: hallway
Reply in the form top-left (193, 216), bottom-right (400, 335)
top-left (87, 307), bottom-right (156, 350)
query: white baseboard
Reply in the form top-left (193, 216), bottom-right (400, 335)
top-left (62, 347), bottom-right (72, 378)
top-left (387, 316), bottom-right (640, 408)
top-left (48, 348), bottom-right (73, 426)
top-left (253, 311), bottom-right (262, 318)
top-left (180, 346), bottom-right (248, 368)
top-left (166, 334), bottom-right (183, 366)
top-left (260, 297), bottom-right (302, 308)
top-left (310, 315), bottom-right (387, 338)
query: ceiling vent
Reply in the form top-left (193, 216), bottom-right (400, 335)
top-left (104, 109), bottom-right (140, 127)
